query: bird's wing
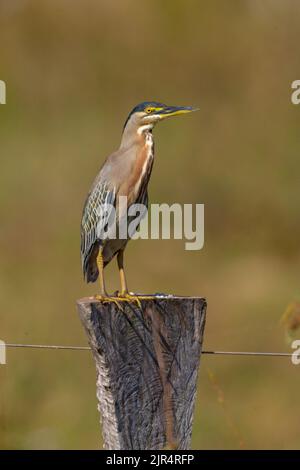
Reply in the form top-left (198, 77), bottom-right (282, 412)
top-left (80, 180), bottom-right (116, 268)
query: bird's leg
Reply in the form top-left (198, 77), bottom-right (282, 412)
top-left (95, 248), bottom-right (121, 308)
top-left (97, 248), bottom-right (107, 296)
top-left (116, 250), bottom-right (142, 307)
top-left (117, 249), bottom-right (128, 296)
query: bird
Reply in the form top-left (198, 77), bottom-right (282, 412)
top-left (81, 101), bottom-right (197, 303)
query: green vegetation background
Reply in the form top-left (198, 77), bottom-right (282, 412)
top-left (1, 0), bottom-right (300, 449)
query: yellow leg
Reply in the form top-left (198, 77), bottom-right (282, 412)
top-left (116, 250), bottom-right (156, 307)
top-left (96, 248), bottom-right (107, 296)
top-left (117, 249), bottom-right (128, 296)
top-left (95, 248), bottom-right (122, 308)
top-left (116, 250), bottom-right (141, 307)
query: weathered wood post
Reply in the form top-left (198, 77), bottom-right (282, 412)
top-left (77, 295), bottom-right (206, 450)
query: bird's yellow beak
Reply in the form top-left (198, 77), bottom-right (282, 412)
top-left (156, 105), bottom-right (198, 119)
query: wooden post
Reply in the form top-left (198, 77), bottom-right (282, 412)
top-left (77, 295), bottom-right (206, 450)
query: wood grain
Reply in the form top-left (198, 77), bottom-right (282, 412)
top-left (77, 295), bottom-right (206, 450)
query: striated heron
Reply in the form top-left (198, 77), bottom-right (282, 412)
top-left (81, 102), bottom-right (197, 303)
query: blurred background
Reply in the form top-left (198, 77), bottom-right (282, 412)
top-left (0, 0), bottom-right (300, 450)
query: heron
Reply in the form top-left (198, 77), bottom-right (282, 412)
top-left (81, 102), bottom-right (197, 303)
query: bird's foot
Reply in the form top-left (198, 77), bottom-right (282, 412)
top-left (94, 294), bottom-right (122, 309)
top-left (116, 292), bottom-right (157, 308)
top-left (116, 291), bottom-right (144, 308)
top-left (133, 294), bottom-right (157, 300)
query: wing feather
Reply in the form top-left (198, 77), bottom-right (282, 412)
top-left (80, 180), bottom-right (116, 273)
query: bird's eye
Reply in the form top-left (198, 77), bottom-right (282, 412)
top-left (145, 107), bottom-right (153, 114)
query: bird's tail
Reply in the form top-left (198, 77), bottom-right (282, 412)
top-left (85, 262), bottom-right (99, 283)
top-left (83, 244), bottom-right (99, 283)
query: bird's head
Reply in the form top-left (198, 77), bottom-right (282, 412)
top-left (123, 101), bottom-right (198, 136)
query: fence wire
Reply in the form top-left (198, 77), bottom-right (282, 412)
top-left (0, 343), bottom-right (293, 357)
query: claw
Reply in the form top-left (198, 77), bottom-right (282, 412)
top-left (94, 293), bottom-right (157, 310)
top-left (133, 294), bottom-right (157, 301)
top-left (117, 292), bottom-right (142, 308)
top-left (116, 292), bottom-right (157, 308)
top-left (94, 294), bottom-right (123, 310)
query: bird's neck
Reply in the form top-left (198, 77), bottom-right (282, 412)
top-left (120, 124), bottom-right (153, 150)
